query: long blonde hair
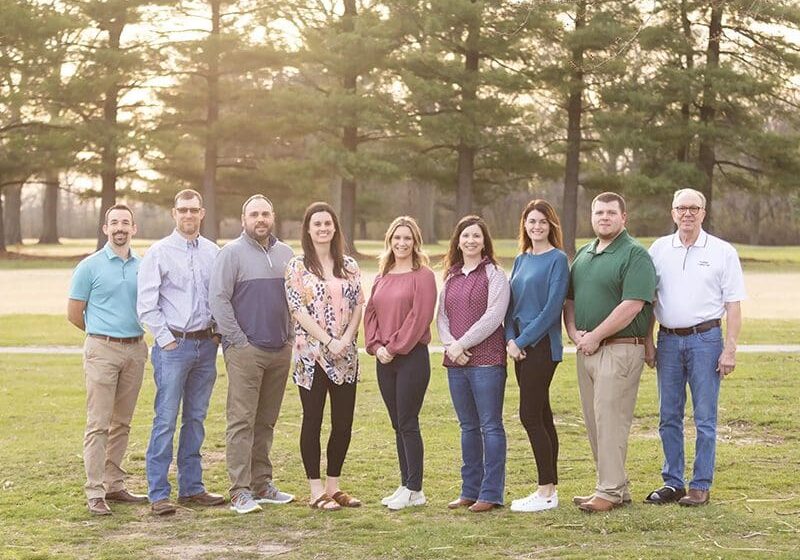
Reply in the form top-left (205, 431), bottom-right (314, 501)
top-left (377, 216), bottom-right (429, 276)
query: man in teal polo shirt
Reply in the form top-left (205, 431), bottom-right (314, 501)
top-left (68, 204), bottom-right (148, 516)
top-left (564, 192), bottom-right (656, 513)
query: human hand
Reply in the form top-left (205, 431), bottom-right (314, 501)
top-left (506, 340), bottom-right (526, 362)
top-left (327, 338), bottom-right (348, 357)
top-left (644, 341), bottom-right (656, 368)
top-left (576, 331), bottom-right (600, 356)
top-left (446, 341), bottom-right (465, 363)
top-left (568, 329), bottom-right (586, 346)
top-left (454, 349), bottom-right (471, 366)
top-left (163, 341), bottom-right (178, 351)
top-left (717, 347), bottom-right (736, 378)
top-left (376, 346), bottom-right (394, 364)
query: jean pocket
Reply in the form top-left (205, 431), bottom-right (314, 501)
top-left (697, 328), bottom-right (722, 344)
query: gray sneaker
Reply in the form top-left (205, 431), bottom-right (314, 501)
top-left (254, 482), bottom-right (294, 505)
top-left (229, 492), bottom-right (262, 514)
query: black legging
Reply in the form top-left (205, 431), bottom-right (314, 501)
top-left (515, 336), bottom-right (559, 485)
top-left (376, 344), bottom-right (430, 492)
top-left (299, 364), bottom-right (357, 479)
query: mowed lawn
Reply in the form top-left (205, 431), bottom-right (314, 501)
top-left (1, 351), bottom-right (799, 559)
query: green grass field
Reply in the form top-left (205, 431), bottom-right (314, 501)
top-left (1, 350), bottom-right (799, 559)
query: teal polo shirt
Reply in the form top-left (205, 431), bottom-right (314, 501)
top-left (69, 243), bottom-right (144, 338)
top-left (567, 230), bottom-right (656, 338)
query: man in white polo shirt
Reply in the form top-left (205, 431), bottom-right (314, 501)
top-left (643, 188), bottom-right (746, 507)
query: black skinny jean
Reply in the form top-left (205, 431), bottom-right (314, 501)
top-left (299, 364), bottom-right (357, 479)
top-left (376, 344), bottom-right (430, 492)
top-left (514, 336), bottom-right (559, 485)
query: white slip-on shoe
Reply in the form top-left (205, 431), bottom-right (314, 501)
top-left (387, 488), bottom-right (426, 511)
top-left (381, 485), bottom-right (407, 506)
top-left (510, 490), bottom-right (558, 513)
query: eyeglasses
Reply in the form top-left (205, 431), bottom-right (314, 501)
top-left (175, 207), bottom-right (202, 214)
top-left (673, 206), bottom-right (703, 216)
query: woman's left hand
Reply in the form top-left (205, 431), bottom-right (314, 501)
top-left (327, 337), bottom-right (348, 357)
top-left (446, 341), bottom-right (465, 362)
top-left (454, 350), bottom-right (471, 366)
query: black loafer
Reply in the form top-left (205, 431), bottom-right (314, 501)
top-left (644, 485), bottom-right (686, 505)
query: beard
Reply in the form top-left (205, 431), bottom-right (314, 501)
top-left (245, 222), bottom-right (272, 243)
top-left (110, 231), bottom-right (129, 246)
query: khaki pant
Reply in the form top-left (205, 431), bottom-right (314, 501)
top-left (83, 336), bottom-right (147, 499)
top-left (576, 343), bottom-right (644, 503)
top-left (224, 344), bottom-right (291, 496)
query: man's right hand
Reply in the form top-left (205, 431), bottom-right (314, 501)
top-left (644, 341), bottom-right (656, 368)
top-left (163, 341), bottom-right (178, 351)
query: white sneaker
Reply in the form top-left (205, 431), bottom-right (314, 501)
top-left (386, 488), bottom-right (426, 510)
top-left (510, 490), bottom-right (558, 512)
top-left (229, 492), bottom-right (263, 514)
top-left (381, 485), bottom-right (407, 506)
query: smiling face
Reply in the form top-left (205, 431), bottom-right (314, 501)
top-left (525, 209), bottom-right (551, 246)
top-left (308, 211), bottom-right (335, 246)
top-left (591, 199), bottom-right (626, 241)
top-left (458, 223), bottom-right (485, 260)
top-left (671, 190), bottom-right (705, 238)
top-left (172, 195), bottom-right (204, 238)
top-left (241, 198), bottom-right (275, 244)
top-left (391, 225), bottom-right (415, 262)
top-left (102, 208), bottom-right (136, 248)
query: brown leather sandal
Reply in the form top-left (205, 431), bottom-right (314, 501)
top-left (309, 494), bottom-right (342, 511)
top-left (331, 491), bottom-right (362, 508)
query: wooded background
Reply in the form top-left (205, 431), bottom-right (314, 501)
top-left (2, 0), bottom-right (799, 255)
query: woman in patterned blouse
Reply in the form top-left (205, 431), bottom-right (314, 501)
top-left (285, 202), bottom-right (364, 511)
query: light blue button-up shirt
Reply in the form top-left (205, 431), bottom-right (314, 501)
top-left (69, 243), bottom-right (144, 338)
top-left (137, 229), bottom-right (220, 348)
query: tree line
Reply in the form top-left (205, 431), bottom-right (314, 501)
top-left (2, 0), bottom-right (799, 255)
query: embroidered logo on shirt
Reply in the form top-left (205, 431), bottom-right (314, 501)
top-left (698, 260), bottom-right (711, 267)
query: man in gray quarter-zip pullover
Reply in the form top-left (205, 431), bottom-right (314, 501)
top-left (209, 194), bottom-right (296, 514)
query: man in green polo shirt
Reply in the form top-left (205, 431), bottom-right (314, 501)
top-left (564, 192), bottom-right (656, 513)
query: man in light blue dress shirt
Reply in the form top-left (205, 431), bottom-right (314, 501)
top-left (137, 189), bottom-right (223, 515)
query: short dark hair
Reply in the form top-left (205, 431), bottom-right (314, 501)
top-left (104, 203), bottom-right (135, 224)
top-left (241, 194), bottom-right (274, 215)
top-left (591, 192), bottom-right (626, 214)
top-left (174, 189), bottom-right (203, 206)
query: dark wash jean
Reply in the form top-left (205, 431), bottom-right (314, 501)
top-left (447, 364), bottom-right (507, 505)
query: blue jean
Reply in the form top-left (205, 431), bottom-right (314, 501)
top-left (447, 365), bottom-right (507, 505)
top-left (656, 327), bottom-right (723, 491)
top-left (146, 337), bottom-right (218, 502)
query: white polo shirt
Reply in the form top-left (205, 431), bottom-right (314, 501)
top-left (649, 229), bottom-right (746, 328)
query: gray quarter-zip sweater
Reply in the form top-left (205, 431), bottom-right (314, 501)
top-left (209, 232), bottom-right (294, 351)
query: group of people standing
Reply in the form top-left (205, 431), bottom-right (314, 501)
top-left (68, 185), bottom-right (744, 518)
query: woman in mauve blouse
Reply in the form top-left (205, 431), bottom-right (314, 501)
top-left (285, 202), bottom-right (364, 511)
top-left (364, 216), bottom-right (436, 511)
top-left (437, 215), bottom-right (510, 513)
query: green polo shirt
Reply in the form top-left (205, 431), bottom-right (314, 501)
top-left (567, 229), bottom-right (656, 337)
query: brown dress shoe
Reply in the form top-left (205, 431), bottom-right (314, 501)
top-left (447, 498), bottom-right (476, 509)
top-left (468, 501), bottom-right (500, 513)
top-left (577, 496), bottom-right (621, 513)
top-left (573, 494), bottom-right (632, 506)
top-left (678, 489), bottom-right (710, 507)
top-left (105, 489), bottom-right (148, 503)
top-left (151, 499), bottom-right (177, 516)
top-left (178, 491), bottom-right (225, 507)
top-left (88, 498), bottom-right (112, 516)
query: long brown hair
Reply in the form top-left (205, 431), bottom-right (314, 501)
top-left (377, 216), bottom-right (429, 276)
top-left (300, 202), bottom-right (347, 280)
top-left (442, 215), bottom-right (497, 278)
top-left (518, 199), bottom-right (564, 252)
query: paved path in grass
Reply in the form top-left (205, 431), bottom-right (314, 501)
top-left (4, 344), bottom-right (800, 355)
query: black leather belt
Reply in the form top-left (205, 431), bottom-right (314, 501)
top-left (89, 334), bottom-right (143, 344)
top-left (659, 319), bottom-right (721, 336)
top-left (600, 336), bottom-right (645, 346)
top-left (169, 327), bottom-right (215, 340)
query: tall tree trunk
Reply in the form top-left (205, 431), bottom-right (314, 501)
top-left (201, 0), bottom-right (221, 241)
top-left (0, 189), bottom-right (6, 253)
top-left (455, 5), bottom-right (479, 220)
top-left (697, 2), bottom-right (722, 232)
top-left (96, 15), bottom-right (126, 249)
top-left (39, 171), bottom-right (60, 244)
top-left (415, 182), bottom-right (437, 244)
top-left (4, 183), bottom-right (23, 245)
top-left (561, 1), bottom-right (586, 258)
top-left (677, 0), bottom-right (694, 163)
top-left (340, 0), bottom-right (359, 255)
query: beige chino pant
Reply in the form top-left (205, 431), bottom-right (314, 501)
top-left (576, 343), bottom-right (644, 503)
top-left (83, 337), bottom-right (147, 499)
top-left (223, 343), bottom-right (291, 497)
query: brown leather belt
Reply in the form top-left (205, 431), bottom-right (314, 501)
top-left (169, 327), bottom-right (215, 340)
top-left (89, 334), bottom-right (143, 344)
top-left (600, 336), bottom-right (645, 346)
top-left (659, 319), bottom-right (721, 337)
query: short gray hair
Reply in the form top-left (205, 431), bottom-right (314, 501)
top-left (672, 188), bottom-right (706, 208)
